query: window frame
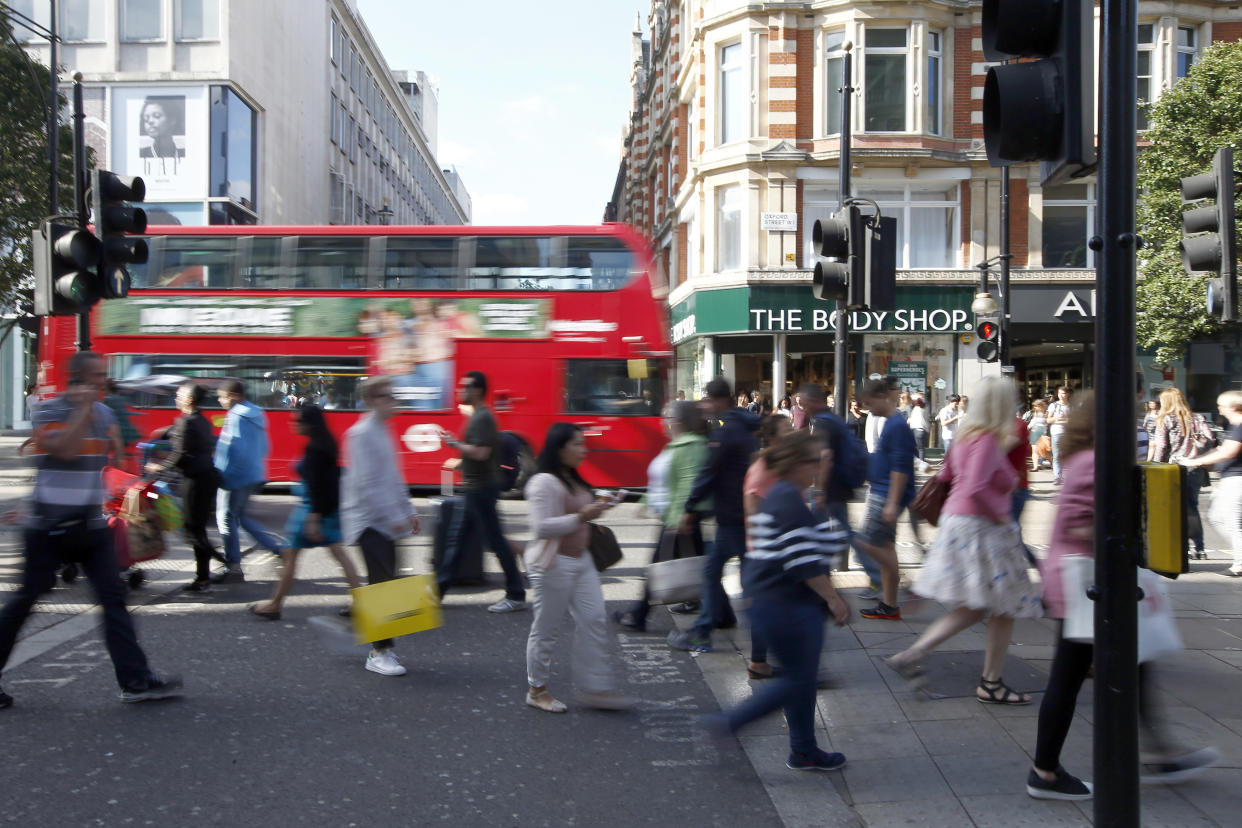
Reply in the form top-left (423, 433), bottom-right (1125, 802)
top-left (1176, 24), bottom-right (1199, 79)
top-left (1041, 183), bottom-right (1096, 269)
top-left (59, 0), bottom-right (106, 43)
top-left (120, 0), bottom-right (165, 42)
top-left (716, 184), bottom-right (743, 272)
top-left (1136, 23), bottom-right (1155, 131)
top-left (174, 0), bottom-right (221, 42)
top-left (824, 30), bottom-right (847, 137)
top-left (926, 30), bottom-right (942, 136)
top-left (718, 41), bottom-right (744, 146)
top-left (862, 26), bottom-right (911, 134)
top-left (868, 183), bottom-right (962, 269)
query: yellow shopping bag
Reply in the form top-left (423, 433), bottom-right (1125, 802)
top-left (351, 575), bottom-right (443, 645)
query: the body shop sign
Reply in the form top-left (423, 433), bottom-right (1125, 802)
top-left (748, 306), bottom-right (972, 333)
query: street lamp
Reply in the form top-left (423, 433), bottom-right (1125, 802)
top-left (972, 256), bottom-right (1005, 315)
top-left (376, 200), bottom-right (394, 226)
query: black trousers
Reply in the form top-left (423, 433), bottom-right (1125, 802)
top-left (358, 528), bottom-right (397, 649)
top-left (182, 476), bottom-right (218, 581)
top-left (0, 527), bottom-right (152, 690)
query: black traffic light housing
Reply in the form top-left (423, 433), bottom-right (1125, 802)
top-left (863, 215), bottom-right (897, 311)
top-left (812, 206), bottom-right (863, 302)
top-left (32, 221), bottom-right (103, 316)
top-left (1180, 147), bottom-right (1238, 323)
top-left (91, 170), bottom-right (148, 299)
top-left (976, 316), bottom-right (1001, 362)
top-left (982, 0), bottom-right (1096, 186)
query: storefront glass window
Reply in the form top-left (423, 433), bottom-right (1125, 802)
top-left (863, 333), bottom-right (955, 419)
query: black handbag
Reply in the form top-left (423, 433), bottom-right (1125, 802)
top-left (587, 523), bottom-right (623, 571)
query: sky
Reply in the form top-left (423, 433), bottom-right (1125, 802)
top-left (356, 0), bottom-right (644, 227)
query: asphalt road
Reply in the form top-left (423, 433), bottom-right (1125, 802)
top-left (0, 496), bottom-right (782, 827)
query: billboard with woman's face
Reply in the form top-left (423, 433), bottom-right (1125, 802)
top-left (111, 87), bottom-right (208, 199)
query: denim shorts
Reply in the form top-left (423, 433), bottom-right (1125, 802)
top-left (857, 492), bottom-right (897, 548)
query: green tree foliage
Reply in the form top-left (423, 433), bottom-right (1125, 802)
top-left (0, 14), bottom-right (80, 310)
top-left (1137, 40), bottom-right (1242, 365)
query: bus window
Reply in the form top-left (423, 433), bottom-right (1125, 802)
top-left (564, 359), bottom-right (664, 416)
top-left (141, 236), bottom-right (239, 288)
top-left (242, 237), bottom-right (292, 289)
top-left (470, 236), bottom-right (550, 290)
top-left (567, 237), bottom-right (635, 290)
top-left (108, 354), bottom-right (367, 411)
top-left (296, 236), bottom-right (370, 289)
top-left (382, 236), bottom-right (457, 289)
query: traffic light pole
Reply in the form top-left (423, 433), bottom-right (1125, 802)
top-left (46, 0), bottom-right (57, 217)
top-left (1094, 0), bottom-right (1141, 822)
top-left (72, 77), bottom-right (91, 352)
top-left (833, 43), bottom-right (853, 418)
top-left (999, 165), bottom-right (1011, 367)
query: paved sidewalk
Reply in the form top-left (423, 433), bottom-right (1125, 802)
top-left (672, 471), bottom-right (1242, 827)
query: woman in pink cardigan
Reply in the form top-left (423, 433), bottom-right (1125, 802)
top-left (886, 376), bottom-right (1042, 704)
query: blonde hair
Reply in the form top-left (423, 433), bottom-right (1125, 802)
top-left (1218, 390), bottom-right (1242, 413)
top-left (1156, 387), bottom-right (1193, 439)
top-left (956, 376), bottom-right (1017, 444)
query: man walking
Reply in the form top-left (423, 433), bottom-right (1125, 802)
top-left (937, 394), bottom-right (963, 457)
top-left (213, 379), bottom-right (283, 582)
top-left (668, 377), bottom-right (759, 653)
top-left (1047, 386), bottom-right (1073, 485)
top-left (856, 378), bottom-right (917, 620)
top-left (0, 351), bottom-right (180, 708)
top-left (438, 371), bottom-right (527, 613)
top-left (341, 376), bottom-right (421, 676)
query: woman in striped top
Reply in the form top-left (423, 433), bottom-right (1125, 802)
top-left (703, 430), bottom-right (851, 772)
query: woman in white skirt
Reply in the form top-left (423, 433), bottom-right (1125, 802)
top-left (886, 375), bottom-right (1042, 704)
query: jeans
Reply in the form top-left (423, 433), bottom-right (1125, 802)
top-left (1209, 475), bottom-right (1242, 569)
top-left (0, 527), bottom-right (152, 690)
top-left (1051, 431), bottom-right (1065, 481)
top-left (526, 553), bottom-right (614, 693)
top-left (724, 599), bottom-right (826, 755)
top-left (911, 428), bottom-right (927, 462)
top-left (217, 483), bottom-right (284, 565)
top-left (358, 528), bottom-right (397, 649)
top-left (1011, 487), bottom-right (1032, 524)
top-left (1185, 467), bottom-right (1206, 553)
top-left (439, 483), bottom-right (525, 601)
top-left (690, 523), bottom-right (745, 639)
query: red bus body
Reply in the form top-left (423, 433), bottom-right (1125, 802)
top-left (38, 224), bottom-right (671, 489)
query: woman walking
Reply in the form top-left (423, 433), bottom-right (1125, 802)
top-left (1025, 393), bottom-right (1218, 799)
top-left (1149, 387), bottom-right (1212, 559)
top-left (524, 423), bottom-right (630, 712)
top-left (908, 395), bottom-right (930, 473)
top-left (146, 382), bottom-right (219, 592)
top-left (249, 404), bottom-right (363, 619)
top-left (741, 414), bottom-right (793, 679)
top-left (703, 430), bottom-right (850, 771)
top-left (1182, 390), bottom-right (1242, 576)
top-left (886, 375), bottom-right (1042, 704)
top-left (615, 402), bottom-right (708, 631)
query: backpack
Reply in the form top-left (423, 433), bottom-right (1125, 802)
top-left (813, 412), bottom-right (868, 491)
top-left (498, 432), bottom-right (523, 490)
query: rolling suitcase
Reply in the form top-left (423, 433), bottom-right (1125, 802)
top-left (430, 470), bottom-right (485, 586)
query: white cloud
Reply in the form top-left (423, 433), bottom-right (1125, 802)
top-left (474, 192), bottom-right (528, 223)
top-left (437, 139), bottom-right (474, 167)
top-left (502, 95), bottom-right (546, 115)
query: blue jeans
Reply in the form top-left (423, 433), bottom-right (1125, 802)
top-left (217, 483), bottom-right (284, 565)
top-left (690, 523), bottom-right (744, 639)
top-left (1011, 487), bottom-right (1032, 524)
top-left (724, 599), bottom-right (826, 755)
top-left (1051, 432), bottom-right (1064, 480)
top-left (440, 483), bottom-right (525, 601)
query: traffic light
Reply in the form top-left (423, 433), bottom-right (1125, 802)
top-left (811, 205), bottom-right (863, 302)
top-left (32, 221), bottom-right (102, 316)
top-left (976, 316), bottom-right (1001, 362)
top-left (1180, 147), bottom-right (1238, 322)
top-left (862, 215), bottom-right (897, 311)
top-left (90, 170), bottom-right (148, 299)
top-left (981, 0), bottom-right (1095, 186)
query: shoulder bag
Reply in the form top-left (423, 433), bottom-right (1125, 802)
top-left (910, 450), bottom-right (953, 527)
top-left (587, 522), bottom-right (623, 571)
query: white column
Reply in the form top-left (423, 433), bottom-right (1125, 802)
top-left (699, 337), bottom-right (716, 397)
top-left (772, 332), bottom-right (787, 407)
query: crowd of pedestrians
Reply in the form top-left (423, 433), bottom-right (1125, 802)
top-left (0, 351), bottom-right (1227, 799)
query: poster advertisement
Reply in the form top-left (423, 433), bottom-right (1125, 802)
top-left (887, 360), bottom-right (927, 394)
top-left (111, 87), bottom-right (208, 199)
top-left (97, 296), bottom-right (552, 410)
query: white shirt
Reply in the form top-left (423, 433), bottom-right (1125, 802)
top-left (645, 448), bottom-right (673, 518)
top-left (865, 413), bottom-right (886, 454)
top-left (907, 405), bottom-right (928, 431)
top-left (340, 412), bottom-right (417, 545)
top-left (1047, 401), bottom-right (1072, 436)
top-left (938, 405), bottom-right (961, 440)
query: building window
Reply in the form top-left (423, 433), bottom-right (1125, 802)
top-left (864, 28), bottom-right (908, 132)
top-left (1042, 183), bottom-right (1094, 268)
top-left (868, 185), bottom-right (960, 268)
top-left (330, 94), bottom-right (338, 146)
top-left (926, 31), bottom-right (942, 135)
top-left (801, 188), bottom-right (841, 264)
top-left (716, 185), bottom-right (742, 271)
top-left (61, 0), bottom-right (105, 41)
top-left (824, 31), bottom-right (847, 135)
top-left (340, 36), bottom-right (348, 78)
top-left (9, 1), bottom-right (48, 42)
top-left (1177, 25), bottom-right (1198, 78)
top-left (209, 87), bottom-right (256, 211)
top-left (121, 0), bottom-right (163, 41)
top-left (176, 0), bottom-right (219, 41)
top-left (1136, 24), bottom-right (1154, 130)
top-left (330, 17), bottom-right (339, 64)
top-left (719, 42), bottom-right (744, 144)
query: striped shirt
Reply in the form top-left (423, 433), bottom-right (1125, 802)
top-left (744, 479), bottom-right (848, 606)
top-left (28, 395), bottom-right (116, 530)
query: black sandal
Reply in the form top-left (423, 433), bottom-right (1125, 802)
top-left (977, 676), bottom-right (1031, 705)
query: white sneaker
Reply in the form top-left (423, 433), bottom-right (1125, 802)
top-left (487, 597), bottom-right (528, 614)
top-left (365, 649), bottom-right (406, 676)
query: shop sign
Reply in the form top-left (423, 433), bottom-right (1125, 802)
top-left (672, 314), bottom-right (697, 344)
top-left (887, 361), bottom-right (927, 391)
top-left (1009, 285), bottom-right (1097, 323)
top-left (748, 307), bottom-right (973, 333)
top-left (761, 212), bottom-right (798, 231)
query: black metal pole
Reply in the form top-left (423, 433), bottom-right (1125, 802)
top-left (1094, 0), bottom-right (1140, 821)
top-left (833, 42), bottom-right (853, 417)
top-left (47, 0), bottom-right (57, 216)
top-left (73, 76), bottom-right (90, 352)
top-left (1000, 165), bottom-right (1011, 367)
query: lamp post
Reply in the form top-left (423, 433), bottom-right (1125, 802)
top-left (376, 200), bottom-right (394, 226)
top-left (972, 254), bottom-right (1011, 359)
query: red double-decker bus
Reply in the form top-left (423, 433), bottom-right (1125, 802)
top-left (37, 224), bottom-right (671, 489)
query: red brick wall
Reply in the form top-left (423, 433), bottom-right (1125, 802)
top-left (795, 180), bottom-right (804, 269)
top-left (1009, 178), bottom-right (1029, 266)
top-left (1214, 22), bottom-right (1242, 43)
top-left (954, 27), bottom-right (979, 140)
top-left (960, 183), bottom-right (971, 265)
top-left (796, 29), bottom-right (814, 143)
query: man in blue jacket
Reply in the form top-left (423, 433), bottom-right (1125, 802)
top-left (668, 377), bottom-right (759, 653)
top-left (213, 380), bottom-right (283, 582)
